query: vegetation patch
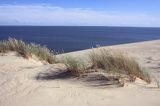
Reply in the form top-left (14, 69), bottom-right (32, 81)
top-left (0, 38), bottom-right (151, 85)
top-left (61, 48), bottom-right (151, 84)
top-left (0, 38), bottom-right (56, 63)
top-left (88, 48), bottom-right (151, 83)
top-left (63, 56), bottom-right (87, 76)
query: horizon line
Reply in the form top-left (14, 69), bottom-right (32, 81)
top-left (0, 25), bottom-right (160, 28)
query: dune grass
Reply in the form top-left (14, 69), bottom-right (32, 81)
top-left (0, 38), bottom-right (56, 63)
top-left (65, 48), bottom-right (151, 83)
top-left (0, 38), bottom-right (151, 84)
top-left (88, 48), bottom-right (151, 83)
top-left (63, 56), bottom-right (87, 76)
top-left (62, 48), bottom-right (151, 83)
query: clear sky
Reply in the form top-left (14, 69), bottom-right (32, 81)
top-left (0, 0), bottom-right (160, 27)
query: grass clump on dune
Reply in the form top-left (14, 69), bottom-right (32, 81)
top-left (0, 38), bottom-right (151, 85)
top-left (0, 38), bottom-right (56, 63)
top-left (88, 48), bottom-right (151, 83)
top-left (63, 56), bottom-right (87, 76)
top-left (62, 48), bottom-right (151, 84)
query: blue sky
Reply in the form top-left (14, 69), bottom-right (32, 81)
top-left (0, 0), bottom-right (160, 27)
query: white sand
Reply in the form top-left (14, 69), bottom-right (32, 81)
top-left (0, 40), bottom-right (160, 106)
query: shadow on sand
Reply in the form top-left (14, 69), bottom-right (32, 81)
top-left (36, 69), bottom-right (76, 80)
top-left (35, 68), bottom-right (124, 88)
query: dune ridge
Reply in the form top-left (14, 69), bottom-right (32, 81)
top-left (0, 40), bottom-right (160, 106)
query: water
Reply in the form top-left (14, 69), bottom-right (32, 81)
top-left (0, 26), bottom-right (160, 53)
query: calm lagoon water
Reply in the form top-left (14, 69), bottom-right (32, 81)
top-left (0, 26), bottom-right (160, 53)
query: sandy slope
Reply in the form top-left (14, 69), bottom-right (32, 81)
top-left (0, 40), bottom-right (160, 106)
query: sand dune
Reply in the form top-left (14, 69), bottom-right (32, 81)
top-left (0, 40), bottom-right (160, 106)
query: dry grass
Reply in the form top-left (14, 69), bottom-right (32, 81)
top-left (62, 48), bottom-right (151, 84)
top-left (88, 48), bottom-right (151, 83)
top-left (0, 38), bottom-right (151, 85)
top-left (63, 56), bottom-right (87, 76)
top-left (0, 38), bottom-right (56, 63)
